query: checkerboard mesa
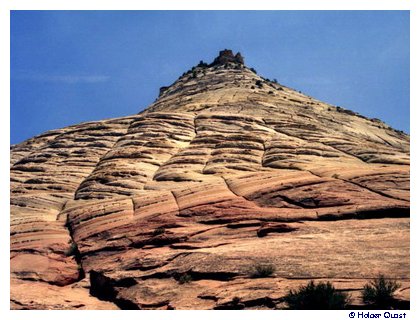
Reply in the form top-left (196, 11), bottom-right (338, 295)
top-left (10, 50), bottom-right (409, 310)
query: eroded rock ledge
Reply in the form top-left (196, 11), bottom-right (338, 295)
top-left (10, 50), bottom-right (409, 309)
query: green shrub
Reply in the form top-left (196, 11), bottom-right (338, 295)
top-left (197, 60), bottom-right (208, 68)
top-left (362, 275), bottom-right (401, 308)
top-left (65, 242), bottom-right (78, 257)
top-left (251, 264), bottom-right (276, 278)
top-left (178, 273), bottom-right (192, 284)
top-left (232, 297), bottom-right (241, 304)
top-left (152, 227), bottom-right (165, 236)
top-left (285, 281), bottom-right (350, 309)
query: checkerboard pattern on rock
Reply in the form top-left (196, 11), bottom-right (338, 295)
top-left (10, 50), bottom-right (409, 309)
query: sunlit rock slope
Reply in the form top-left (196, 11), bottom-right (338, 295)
top-left (10, 50), bottom-right (409, 309)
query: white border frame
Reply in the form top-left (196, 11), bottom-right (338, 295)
top-left (1, 1), bottom-right (416, 320)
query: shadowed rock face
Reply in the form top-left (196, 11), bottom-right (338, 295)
top-left (210, 49), bottom-right (244, 66)
top-left (10, 51), bottom-right (409, 310)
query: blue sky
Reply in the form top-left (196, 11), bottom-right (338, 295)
top-left (11, 11), bottom-right (409, 144)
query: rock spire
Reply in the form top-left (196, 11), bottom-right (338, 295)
top-left (210, 49), bottom-right (244, 66)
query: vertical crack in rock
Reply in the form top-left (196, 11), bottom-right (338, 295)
top-left (59, 119), bottom-right (137, 282)
top-left (264, 122), bottom-right (365, 163)
top-left (193, 113), bottom-right (198, 136)
top-left (221, 175), bottom-right (242, 198)
top-left (130, 196), bottom-right (136, 218)
top-left (11, 50), bottom-right (410, 309)
top-left (11, 130), bottom-right (67, 166)
top-left (75, 113), bottom-right (197, 198)
top-left (73, 116), bottom-right (141, 199)
top-left (89, 271), bottom-right (140, 310)
top-left (64, 213), bottom-right (85, 282)
top-left (308, 170), bottom-right (410, 203)
top-left (261, 137), bottom-right (269, 167)
top-left (151, 116), bottom-right (198, 182)
top-left (345, 180), bottom-right (409, 203)
top-left (170, 191), bottom-right (181, 215)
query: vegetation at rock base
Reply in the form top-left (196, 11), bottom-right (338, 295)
top-left (178, 273), bottom-right (193, 284)
top-left (65, 242), bottom-right (79, 257)
top-left (284, 280), bottom-right (351, 309)
top-left (250, 264), bottom-right (276, 278)
top-left (152, 226), bottom-right (165, 236)
top-left (362, 274), bottom-right (401, 309)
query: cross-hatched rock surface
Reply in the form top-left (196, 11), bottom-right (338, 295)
top-left (10, 50), bottom-right (409, 309)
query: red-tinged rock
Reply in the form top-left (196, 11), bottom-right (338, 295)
top-left (10, 50), bottom-right (409, 309)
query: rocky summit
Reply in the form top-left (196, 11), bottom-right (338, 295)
top-left (10, 50), bottom-right (409, 310)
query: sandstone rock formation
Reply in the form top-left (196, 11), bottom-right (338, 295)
top-left (210, 49), bottom-right (244, 66)
top-left (10, 50), bottom-right (410, 309)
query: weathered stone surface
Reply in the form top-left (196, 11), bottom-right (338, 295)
top-left (211, 49), bottom-right (245, 66)
top-left (10, 51), bottom-right (409, 309)
top-left (11, 278), bottom-right (118, 310)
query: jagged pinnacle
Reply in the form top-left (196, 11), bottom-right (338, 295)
top-left (210, 49), bottom-right (244, 66)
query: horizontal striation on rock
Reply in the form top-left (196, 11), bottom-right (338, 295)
top-left (10, 51), bottom-right (410, 309)
top-left (10, 116), bottom-right (136, 290)
top-left (74, 113), bottom-right (196, 199)
top-left (11, 116), bottom-right (135, 195)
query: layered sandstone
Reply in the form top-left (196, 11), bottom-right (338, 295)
top-left (10, 50), bottom-right (409, 309)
